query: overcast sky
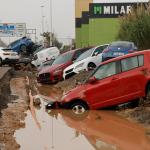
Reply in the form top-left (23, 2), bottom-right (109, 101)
top-left (0, 0), bottom-right (75, 44)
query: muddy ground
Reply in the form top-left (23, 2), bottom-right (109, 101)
top-left (0, 71), bottom-right (32, 150)
top-left (0, 69), bottom-right (150, 149)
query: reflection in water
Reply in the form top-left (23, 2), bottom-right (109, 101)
top-left (49, 110), bottom-right (150, 150)
top-left (15, 96), bottom-right (150, 150)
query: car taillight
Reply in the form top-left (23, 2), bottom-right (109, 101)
top-left (103, 49), bottom-right (110, 53)
top-left (128, 49), bottom-right (135, 53)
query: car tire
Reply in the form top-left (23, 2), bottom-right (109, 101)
top-left (87, 62), bottom-right (96, 71)
top-left (0, 58), bottom-right (2, 66)
top-left (69, 101), bottom-right (89, 120)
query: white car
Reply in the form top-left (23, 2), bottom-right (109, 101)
top-left (31, 46), bottom-right (60, 67)
top-left (0, 47), bottom-right (19, 66)
top-left (63, 44), bottom-right (109, 79)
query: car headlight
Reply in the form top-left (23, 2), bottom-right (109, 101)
top-left (75, 62), bottom-right (84, 69)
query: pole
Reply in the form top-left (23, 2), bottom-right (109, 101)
top-left (50, 0), bottom-right (53, 46)
top-left (41, 5), bottom-right (45, 34)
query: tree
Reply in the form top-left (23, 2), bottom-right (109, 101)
top-left (41, 32), bottom-right (62, 49)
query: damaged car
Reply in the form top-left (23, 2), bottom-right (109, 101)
top-left (46, 50), bottom-right (150, 112)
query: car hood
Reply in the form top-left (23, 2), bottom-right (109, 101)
top-left (39, 63), bottom-right (65, 74)
top-left (64, 83), bottom-right (87, 99)
top-left (64, 57), bottom-right (91, 72)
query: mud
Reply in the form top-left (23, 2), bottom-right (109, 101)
top-left (54, 71), bottom-right (91, 93)
top-left (0, 75), bottom-right (28, 150)
top-left (0, 68), bottom-right (13, 116)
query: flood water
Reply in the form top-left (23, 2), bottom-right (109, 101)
top-left (14, 85), bottom-right (150, 150)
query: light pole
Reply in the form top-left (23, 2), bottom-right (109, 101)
top-left (49, 0), bottom-right (53, 46)
top-left (41, 5), bottom-right (45, 34)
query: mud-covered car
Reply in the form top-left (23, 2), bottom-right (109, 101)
top-left (46, 50), bottom-right (150, 112)
top-left (38, 47), bottom-right (91, 84)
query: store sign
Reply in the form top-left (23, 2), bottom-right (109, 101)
top-left (0, 23), bottom-right (26, 37)
top-left (89, 3), bottom-right (146, 18)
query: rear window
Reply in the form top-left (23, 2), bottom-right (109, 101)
top-left (109, 42), bottom-right (132, 51)
top-left (121, 55), bottom-right (144, 72)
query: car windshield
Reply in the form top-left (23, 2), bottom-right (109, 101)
top-left (33, 46), bottom-right (45, 54)
top-left (75, 48), bottom-right (94, 62)
top-left (53, 52), bottom-right (73, 65)
top-left (109, 42), bottom-right (132, 51)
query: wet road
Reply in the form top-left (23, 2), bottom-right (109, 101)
top-left (14, 85), bottom-right (150, 150)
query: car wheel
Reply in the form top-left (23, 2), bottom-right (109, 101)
top-left (20, 45), bottom-right (27, 55)
top-left (87, 63), bottom-right (96, 70)
top-left (70, 101), bottom-right (88, 114)
top-left (69, 102), bottom-right (89, 120)
top-left (0, 58), bottom-right (2, 66)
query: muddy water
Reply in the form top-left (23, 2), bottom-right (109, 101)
top-left (15, 86), bottom-right (150, 150)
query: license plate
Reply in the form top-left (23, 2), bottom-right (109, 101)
top-left (113, 52), bottom-right (124, 56)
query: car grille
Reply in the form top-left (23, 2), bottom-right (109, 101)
top-left (39, 73), bottom-right (50, 80)
top-left (66, 68), bottom-right (73, 74)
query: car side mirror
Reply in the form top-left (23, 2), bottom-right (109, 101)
top-left (88, 76), bottom-right (97, 84)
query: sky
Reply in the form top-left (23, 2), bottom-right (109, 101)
top-left (0, 0), bottom-right (75, 44)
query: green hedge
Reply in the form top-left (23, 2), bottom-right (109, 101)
top-left (118, 4), bottom-right (150, 50)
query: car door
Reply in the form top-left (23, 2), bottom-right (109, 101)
top-left (91, 45), bottom-right (108, 65)
top-left (119, 55), bottom-right (147, 101)
top-left (85, 61), bottom-right (122, 109)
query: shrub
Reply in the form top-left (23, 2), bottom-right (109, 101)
top-left (118, 3), bottom-right (150, 50)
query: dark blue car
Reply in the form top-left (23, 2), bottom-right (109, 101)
top-left (8, 37), bottom-right (34, 54)
top-left (102, 41), bottom-right (138, 61)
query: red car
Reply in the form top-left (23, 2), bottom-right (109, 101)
top-left (48, 50), bottom-right (150, 112)
top-left (38, 47), bottom-right (91, 83)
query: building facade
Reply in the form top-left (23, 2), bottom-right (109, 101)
top-left (75, 0), bottom-right (148, 48)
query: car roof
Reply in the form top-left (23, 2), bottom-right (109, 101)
top-left (101, 50), bottom-right (150, 65)
top-left (110, 41), bottom-right (133, 45)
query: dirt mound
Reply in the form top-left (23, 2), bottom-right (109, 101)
top-left (54, 71), bottom-right (92, 93)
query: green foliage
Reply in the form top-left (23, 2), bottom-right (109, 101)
top-left (118, 4), bottom-right (150, 50)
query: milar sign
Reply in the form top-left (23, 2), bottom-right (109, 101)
top-left (89, 3), bottom-right (146, 18)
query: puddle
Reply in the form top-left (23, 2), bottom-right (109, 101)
top-left (14, 85), bottom-right (150, 150)
top-left (14, 99), bottom-right (94, 150)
